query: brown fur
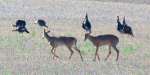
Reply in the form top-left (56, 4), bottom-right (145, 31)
top-left (84, 33), bottom-right (119, 61)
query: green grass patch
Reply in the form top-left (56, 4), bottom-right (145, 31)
top-left (31, 30), bottom-right (36, 37)
top-left (0, 0), bottom-right (16, 4)
top-left (34, 38), bottom-right (46, 50)
top-left (79, 40), bottom-right (95, 55)
top-left (79, 40), bottom-right (141, 55)
top-left (78, 40), bottom-right (109, 55)
top-left (0, 34), bottom-right (32, 54)
top-left (0, 34), bottom-right (21, 48)
top-left (66, 32), bottom-right (74, 36)
top-left (2, 68), bottom-right (12, 75)
top-left (3, 70), bottom-right (12, 75)
top-left (123, 43), bottom-right (141, 55)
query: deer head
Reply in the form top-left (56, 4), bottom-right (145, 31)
top-left (44, 28), bottom-right (50, 33)
top-left (43, 28), bottom-right (50, 39)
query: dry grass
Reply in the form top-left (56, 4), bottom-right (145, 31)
top-left (0, 0), bottom-right (150, 75)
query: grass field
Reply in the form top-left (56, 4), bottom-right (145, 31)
top-left (0, 0), bottom-right (150, 75)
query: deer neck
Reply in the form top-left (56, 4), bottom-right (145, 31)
top-left (44, 32), bottom-right (54, 42)
top-left (88, 35), bottom-right (96, 44)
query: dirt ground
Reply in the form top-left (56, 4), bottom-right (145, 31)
top-left (0, 0), bottom-right (150, 75)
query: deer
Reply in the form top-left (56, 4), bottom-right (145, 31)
top-left (43, 29), bottom-right (83, 61)
top-left (84, 32), bottom-right (119, 61)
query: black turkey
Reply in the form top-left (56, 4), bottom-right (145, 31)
top-left (13, 20), bottom-right (26, 28)
top-left (12, 20), bottom-right (29, 33)
top-left (117, 16), bottom-right (124, 33)
top-left (116, 16), bottom-right (134, 37)
top-left (35, 19), bottom-right (48, 28)
top-left (82, 13), bottom-right (91, 33)
top-left (12, 27), bottom-right (29, 33)
top-left (122, 16), bottom-right (134, 36)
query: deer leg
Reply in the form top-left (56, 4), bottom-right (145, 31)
top-left (51, 47), bottom-right (55, 59)
top-left (96, 47), bottom-right (100, 61)
top-left (113, 46), bottom-right (119, 61)
top-left (74, 46), bottom-right (83, 61)
top-left (53, 48), bottom-right (59, 58)
top-left (96, 52), bottom-right (100, 61)
top-left (67, 47), bottom-right (74, 60)
top-left (51, 46), bottom-right (59, 59)
top-left (93, 46), bottom-right (99, 61)
top-left (105, 45), bottom-right (111, 61)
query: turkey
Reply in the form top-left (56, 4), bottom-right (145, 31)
top-left (12, 20), bottom-right (29, 33)
top-left (13, 20), bottom-right (26, 28)
top-left (35, 19), bottom-right (48, 28)
top-left (82, 13), bottom-right (91, 33)
top-left (122, 16), bottom-right (134, 36)
top-left (116, 16), bottom-right (134, 37)
top-left (12, 27), bottom-right (29, 33)
top-left (117, 16), bottom-right (124, 33)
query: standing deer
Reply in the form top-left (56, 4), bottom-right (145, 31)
top-left (84, 32), bottom-right (119, 61)
top-left (44, 29), bottom-right (83, 61)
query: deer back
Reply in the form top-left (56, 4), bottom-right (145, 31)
top-left (89, 34), bottom-right (119, 46)
top-left (58, 36), bottom-right (77, 46)
top-left (94, 34), bottom-right (119, 46)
